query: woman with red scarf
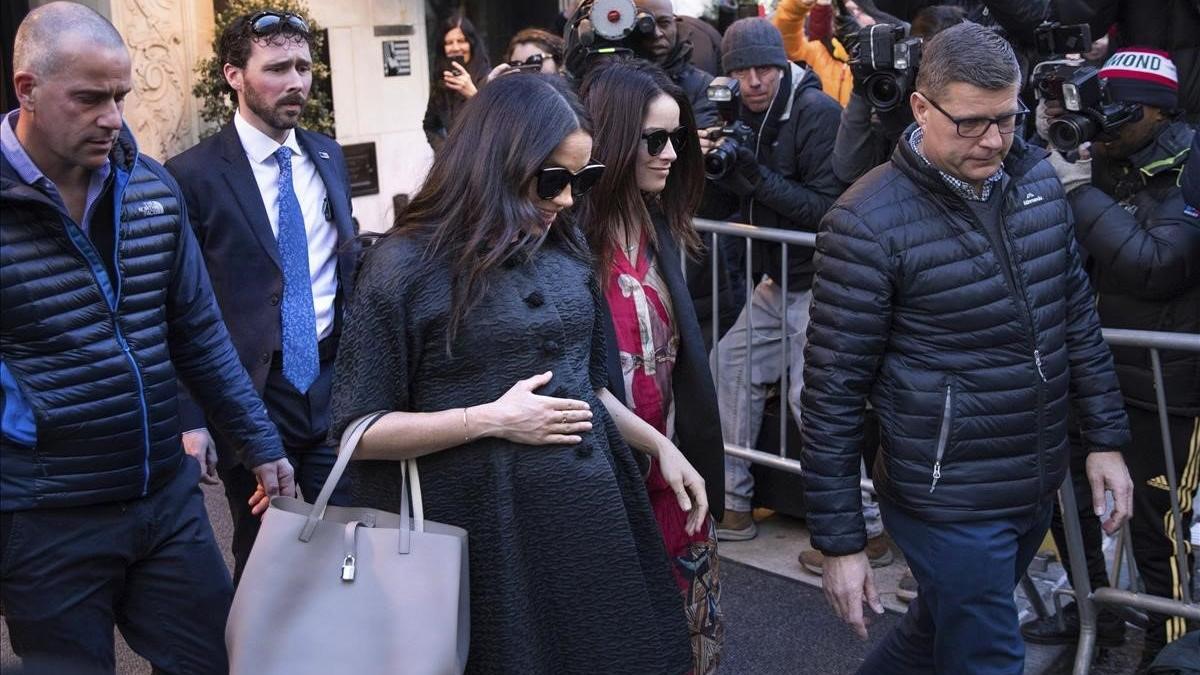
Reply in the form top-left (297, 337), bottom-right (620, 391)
top-left (579, 59), bottom-right (727, 674)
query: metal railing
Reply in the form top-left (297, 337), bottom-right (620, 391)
top-left (691, 217), bottom-right (1200, 672)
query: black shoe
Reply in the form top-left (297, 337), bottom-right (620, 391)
top-left (1020, 602), bottom-right (1127, 648)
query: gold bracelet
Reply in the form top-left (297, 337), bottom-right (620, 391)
top-left (462, 407), bottom-right (471, 443)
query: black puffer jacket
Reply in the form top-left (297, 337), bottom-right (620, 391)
top-left (1070, 121), bottom-right (1200, 416)
top-left (0, 127), bottom-right (284, 511)
top-left (802, 128), bottom-right (1130, 556)
top-left (731, 62), bottom-right (845, 291)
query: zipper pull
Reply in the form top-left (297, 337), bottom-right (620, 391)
top-left (930, 460), bottom-right (941, 493)
top-left (1033, 349), bottom-right (1047, 383)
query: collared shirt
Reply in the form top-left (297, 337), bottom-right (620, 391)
top-left (1, 109), bottom-right (112, 234)
top-left (233, 111), bottom-right (338, 341)
top-left (909, 126), bottom-right (1005, 202)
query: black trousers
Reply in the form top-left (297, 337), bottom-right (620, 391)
top-left (0, 459), bottom-right (232, 675)
top-left (1050, 407), bottom-right (1199, 651)
top-left (219, 356), bottom-right (350, 584)
top-left (1124, 407), bottom-right (1199, 651)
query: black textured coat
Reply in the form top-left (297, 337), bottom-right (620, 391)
top-left (1071, 121), bottom-right (1200, 416)
top-left (801, 128), bottom-right (1131, 556)
top-left (330, 232), bottom-right (691, 674)
top-left (0, 127), bottom-right (283, 510)
top-left (599, 217), bottom-right (726, 519)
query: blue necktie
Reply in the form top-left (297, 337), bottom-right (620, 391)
top-left (274, 146), bottom-right (319, 393)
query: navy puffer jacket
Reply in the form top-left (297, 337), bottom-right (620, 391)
top-left (801, 127), bottom-right (1130, 556)
top-left (0, 127), bottom-right (284, 511)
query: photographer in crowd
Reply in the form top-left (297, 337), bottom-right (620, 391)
top-left (633, 0), bottom-right (720, 127)
top-left (698, 18), bottom-right (844, 541)
top-left (1044, 48), bottom-right (1199, 670)
top-left (802, 22), bottom-right (1133, 670)
top-left (422, 13), bottom-right (489, 154)
top-left (830, 6), bottom-right (965, 185)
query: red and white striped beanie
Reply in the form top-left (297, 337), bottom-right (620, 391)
top-left (1099, 47), bottom-right (1179, 110)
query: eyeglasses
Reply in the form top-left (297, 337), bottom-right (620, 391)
top-left (249, 11), bottom-right (310, 36)
top-left (641, 126), bottom-right (689, 156)
top-left (536, 162), bottom-right (606, 200)
top-left (919, 93), bottom-right (1029, 138)
top-left (507, 53), bottom-right (551, 71)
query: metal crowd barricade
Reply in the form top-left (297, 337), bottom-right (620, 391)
top-left (691, 217), bottom-right (1200, 674)
top-left (1060, 328), bottom-right (1200, 675)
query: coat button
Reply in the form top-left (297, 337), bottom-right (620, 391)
top-left (524, 291), bottom-right (544, 308)
top-left (541, 340), bottom-right (560, 355)
top-left (270, 293), bottom-right (280, 306)
top-left (260, 352), bottom-right (271, 365)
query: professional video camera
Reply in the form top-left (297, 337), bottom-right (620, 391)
top-left (703, 77), bottom-right (756, 180)
top-left (1030, 22), bottom-right (1143, 152)
top-left (849, 23), bottom-right (922, 113)
top-left (563, 0), bottom-right (656, 81)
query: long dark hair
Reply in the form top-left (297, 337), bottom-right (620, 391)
top-left (577, 58), bottom-right (703, 280)
top-left (437, 13), bottom-right (491, 84)
top-left (394, 74), bottom-right (591, 342)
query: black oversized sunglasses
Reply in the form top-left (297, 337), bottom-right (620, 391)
top-left (641, 126), bottom-right (689, 156)
top-left (507, 53), bottom-right (551, 71)
top-left (249, 11), bottom-right (310, 36)
top-left (536, 162), bottom-right (605, 200)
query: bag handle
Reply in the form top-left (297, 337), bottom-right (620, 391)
top-left (300, 411), bottom-right (387, 542)
top-left (398, 459), bottom-right (425, 554)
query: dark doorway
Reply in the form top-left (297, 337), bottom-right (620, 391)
top-left (1, 0), bottom-right (31, 113)
top-left (425, 0), bottom-right (561, 72)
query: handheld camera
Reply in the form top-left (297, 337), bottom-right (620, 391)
top-left (703, 77), bottom-right (756, 180)
top-left (849, 24), bottom-right (922, 113)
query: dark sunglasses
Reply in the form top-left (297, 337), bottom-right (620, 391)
top-left (641, 126), bottom-right (689, 156)
top-left (536, 162), bottom-right (605, 200)
top-left (507, 53), bottom-right (550, 71)
top-left (249, 11), bottom-right (310, 36)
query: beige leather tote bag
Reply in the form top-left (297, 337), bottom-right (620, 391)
top-left (226, 412), bottom-right (470, 675)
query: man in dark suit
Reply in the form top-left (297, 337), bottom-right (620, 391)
top-left (166, 10), bottom-right (356, 581)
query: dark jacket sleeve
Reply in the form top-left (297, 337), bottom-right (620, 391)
top-left (981, 0), bottom-right (1049, 44)
top-left (157, 164), bottom-right (285, 469)
top-left (1186, 132), bottom-right (1200, 208)
top-left (801, 205), bottom-right (895, 556)
top-left (1070, 185), bottom-right (1200, 300)
top-left (423, 93), bottom-right (446, 154)
top-left (752, 90), bottom-right (845, 231)
top-left (832, 92), bottom-right (889, 186)
top-left (164, 157), bottom-right (209, 433)
top-left (1060, 208), bottom-right (1132, 453)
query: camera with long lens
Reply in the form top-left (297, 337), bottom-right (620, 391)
top-left (703, 77), bottom-right (756, 180)
top-left (849, 23), bottom-right (922, 113)
top-left (1031, 23), bottom-right (1142, 151)
top-left (563, 0), bottom-right (656, 81)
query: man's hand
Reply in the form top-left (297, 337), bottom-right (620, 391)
top-left (182, 428), bottom-right (220, 485)
top-left (697, 126), bottom-right (722, 154)
top-left (715, 144), bottom-right (762, 197)
top-left (1086, 450), bottom-right (1133, 535)
top-left (822, 550), bottom-right (885, 640)
top-left (249, 457), bottom-right (296, 517)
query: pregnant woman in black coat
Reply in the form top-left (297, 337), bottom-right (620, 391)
top-left (328, 74), bottom-right (707, 674)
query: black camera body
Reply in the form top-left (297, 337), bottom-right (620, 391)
top-left (849, 24), bottom-right (922, 113)
top-left (703, 77), bottom-right (756, 180)
top-left (1034, 22), bottom-right (1092, 58)
top-left (1031, 23), bottom-right (1142, 152)
top-left (563, 0), bottom-right (656, 80)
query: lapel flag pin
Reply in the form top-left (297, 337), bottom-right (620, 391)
top-left (318, 151), bottom-right (330, 159)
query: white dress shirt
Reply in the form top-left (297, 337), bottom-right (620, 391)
top-left (234, 111), bottom-right (338, 341)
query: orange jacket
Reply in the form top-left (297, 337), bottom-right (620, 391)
top-left (771, 0), bottom-right (852, 106)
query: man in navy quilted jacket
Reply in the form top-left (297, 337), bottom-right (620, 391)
top-left (800, 21), bottom-right (1134, 673)
top-left (0, 3), bottom-right (294, 673)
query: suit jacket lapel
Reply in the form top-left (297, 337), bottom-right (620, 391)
top-left (296, 129), bottom-right (356, 294)
top-left (218, 123), bottom-right (281, 270)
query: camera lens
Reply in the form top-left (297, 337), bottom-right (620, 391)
top-left (704, 141), bottom-right (737, 180)
top-left (865, 73), bottom-right (903, 112)
top-left (1048, 114), bottom-right (1096, 152)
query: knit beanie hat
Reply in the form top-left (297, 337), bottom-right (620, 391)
top-left (1100, 47), bottom-right (1179, 110)
top-left (721, 18), bottom-right (789, 74)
